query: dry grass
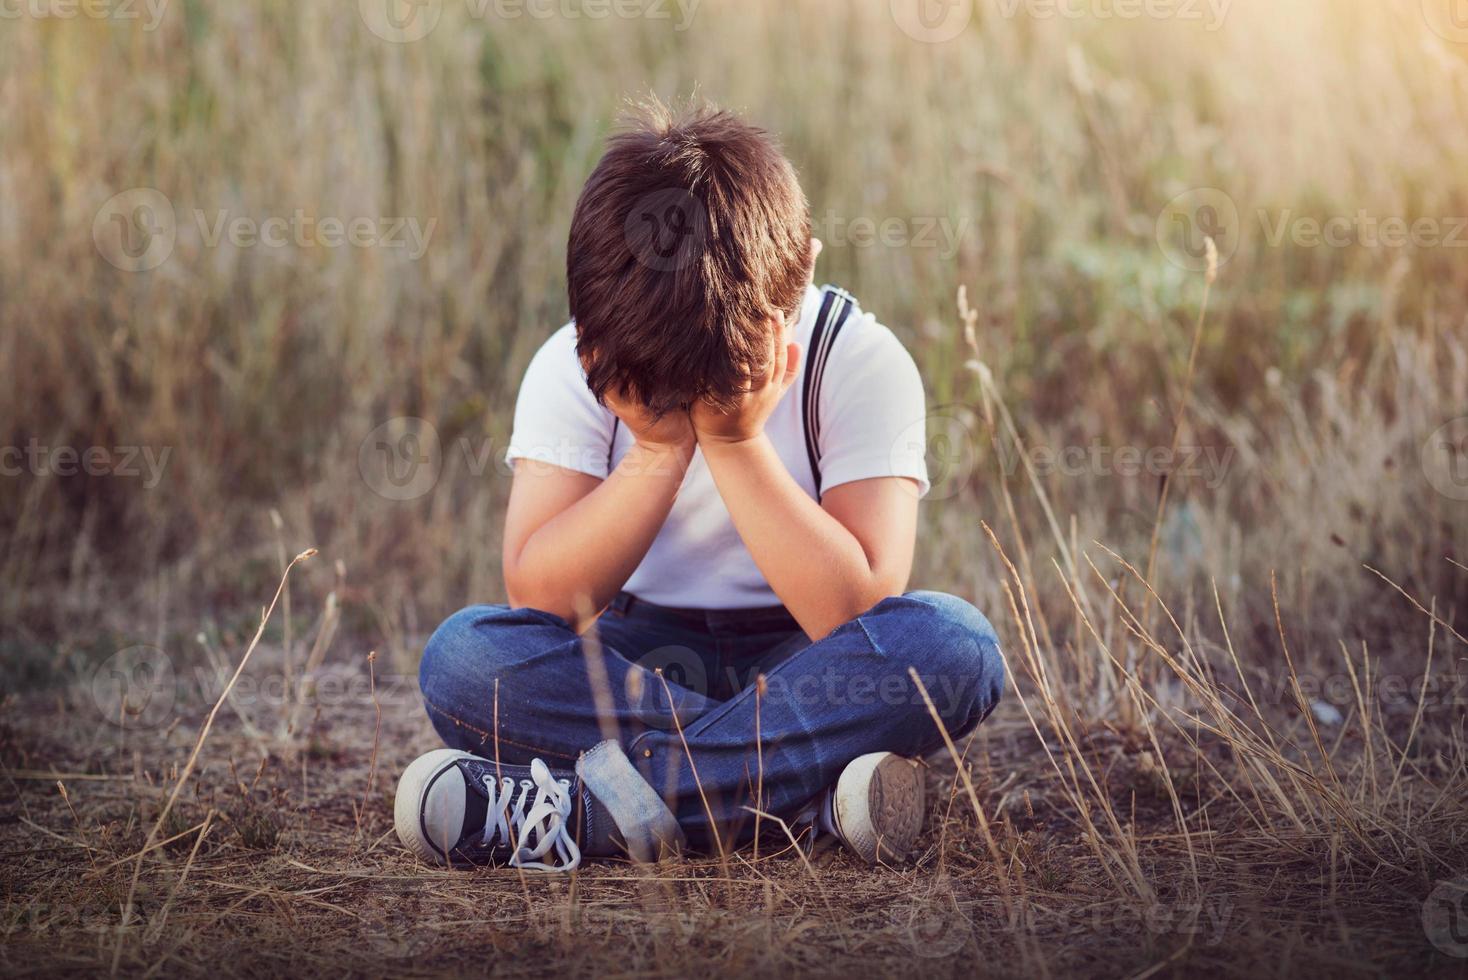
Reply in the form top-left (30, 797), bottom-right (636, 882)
top-left (2, 0), bottom-right (1467, 975)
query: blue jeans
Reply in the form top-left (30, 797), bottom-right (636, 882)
top-left (418, 590), bottom-right (1005, 851)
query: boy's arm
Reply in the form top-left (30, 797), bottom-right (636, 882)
top-left (693, 336), bottom-right (920, 641)
top-left (503, 395), bottom-right (693, 632)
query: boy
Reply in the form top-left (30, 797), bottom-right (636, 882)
top-left (393, 100), bottom-right (1005, 871)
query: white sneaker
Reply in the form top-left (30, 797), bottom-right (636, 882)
top-left (826, 752), bottom-right (926, 863)
top-left (393, 748), bottom-right (589, 871)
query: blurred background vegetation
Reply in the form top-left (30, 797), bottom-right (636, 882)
top-left (1, 0), bottom-right (1465, 678)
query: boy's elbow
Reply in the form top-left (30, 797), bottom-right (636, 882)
top-left (504, 569), bottom-right (586, 627)
top-left (863, 563), bottom-right (910, 610)
top-left (839, 571), bottom-right (908, 624)
top-left (854, 585), bottom-right (904, 620)
top-left (503, 567), bottom-right (553, 617)
top-left (505, 589), bottom-right (577, 626)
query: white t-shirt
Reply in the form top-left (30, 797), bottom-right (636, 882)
top-left (506, 285), bottom-right (930, 609)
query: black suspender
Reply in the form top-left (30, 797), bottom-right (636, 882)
top-left (802, 285), bottom-right (857, 496)
top-left (608, 416), bottom-right (620, 473)
top-left (603, 285), bottom-right (856, 490)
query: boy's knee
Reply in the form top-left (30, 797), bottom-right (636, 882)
top-left (862, 590), bottom-right (1006, 731)
top-left (421, 605), bottom-right (490, 697)
top-left (418, 603), bottom-right (570, 697)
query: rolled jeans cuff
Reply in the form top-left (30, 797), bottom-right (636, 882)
top-left (576, 740), bottom-right (685, 862)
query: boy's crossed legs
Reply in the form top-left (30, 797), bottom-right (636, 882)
top-left (397, 591), bottom-right (1005, 867)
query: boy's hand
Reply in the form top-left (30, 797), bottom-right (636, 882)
top-left (691, 331), bottom-right (801, 446)
top-left (603, 388), bottom-right (695, 456)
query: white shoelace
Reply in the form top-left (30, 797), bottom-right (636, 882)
top-left (479, 759), bottom-right (582, 871)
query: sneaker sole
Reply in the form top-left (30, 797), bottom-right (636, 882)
top-left (833, 752), bottom-right (925, 863)
top-left (394, 747), bottom-right (477, 866)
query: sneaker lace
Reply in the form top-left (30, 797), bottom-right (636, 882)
top-left (479, 759), bottom-right (582, 871)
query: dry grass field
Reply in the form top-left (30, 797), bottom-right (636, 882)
top-left (2, 0), bottom-right (1467, 975)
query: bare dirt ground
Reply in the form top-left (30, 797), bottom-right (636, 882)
top-left (3, 633), bottom-right (1461, 979)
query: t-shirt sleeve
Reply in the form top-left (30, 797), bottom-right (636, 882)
top-left (815, 314), bottom-right (931, 497)
top-left (505, 325), bottom-right (617, 479)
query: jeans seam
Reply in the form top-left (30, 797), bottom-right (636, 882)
top-left (422, 694), bottom-right (578, 765)
top-left (852, 615), bottom-right (883, 656)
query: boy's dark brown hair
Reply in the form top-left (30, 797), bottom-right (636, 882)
top-left (567, 98), bottom-right (814, 415)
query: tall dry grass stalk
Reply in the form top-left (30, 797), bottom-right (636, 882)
top-left (111, 547), bottom-right (315, 972)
